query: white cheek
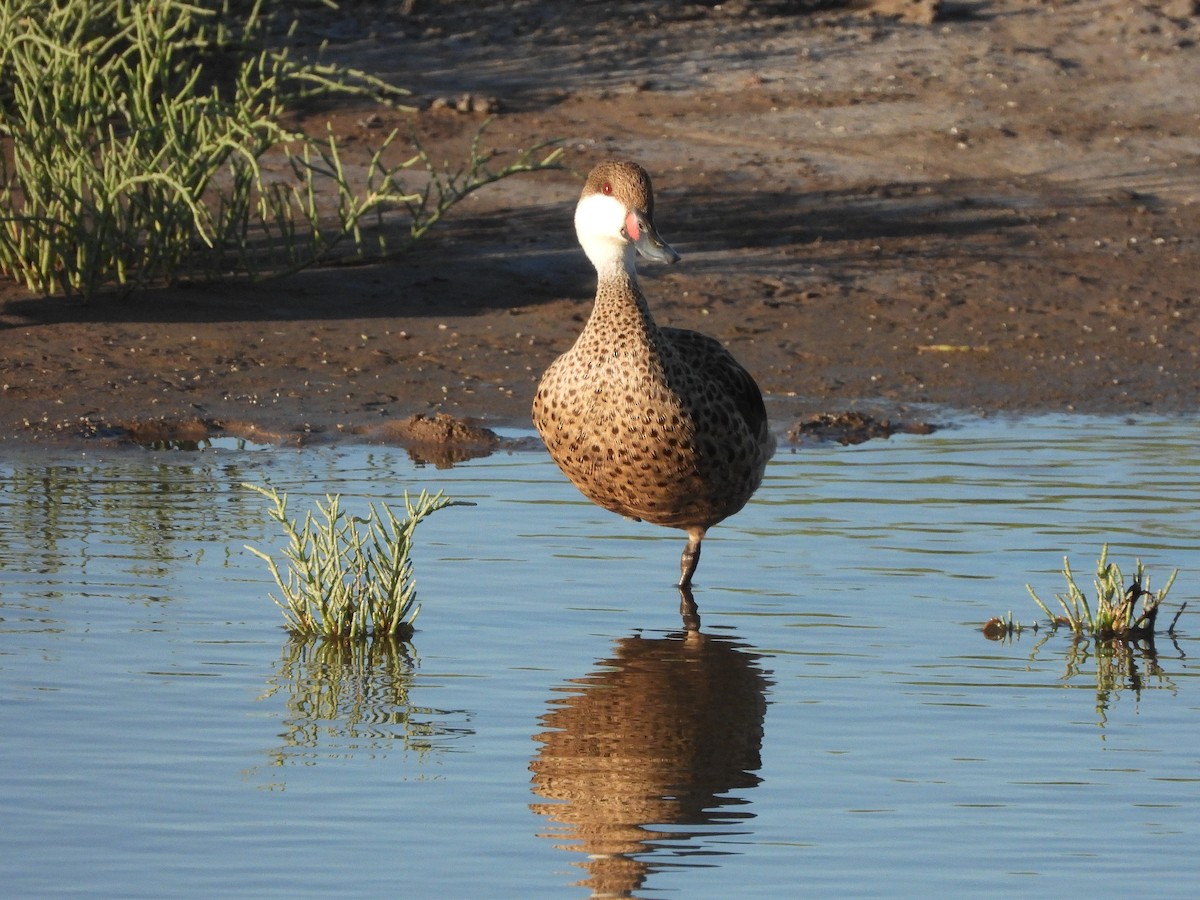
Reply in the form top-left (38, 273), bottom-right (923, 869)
top-left (574, 192), bottom-right (627, 244)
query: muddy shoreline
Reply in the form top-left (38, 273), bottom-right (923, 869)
top-left (2, 1), bottom-right (1197, 449)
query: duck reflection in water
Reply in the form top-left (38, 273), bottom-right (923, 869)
top-left (530, 616), bottom-right (770, 897)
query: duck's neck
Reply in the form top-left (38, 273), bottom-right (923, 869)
top-left (582, 248), bottom-right (659, 342)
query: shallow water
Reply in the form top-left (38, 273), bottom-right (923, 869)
top-left (2, 414), bottom-right (1198, 898)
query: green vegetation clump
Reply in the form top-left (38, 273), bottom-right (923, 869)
top-left (243, 482), bottom-right (464, 639)
top-left (985, 545), bottom-right (1184, 641)
top-left (0, 0), bottom-right (562, 299)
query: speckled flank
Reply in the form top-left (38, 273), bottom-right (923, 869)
top-left (533, 160), bottom-right (773, 589)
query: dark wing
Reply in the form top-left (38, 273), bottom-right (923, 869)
top-left (661, 327), bottom-right (769, 441)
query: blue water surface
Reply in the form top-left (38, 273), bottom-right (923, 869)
top-left (1, 414), bottom-right (1198, 898)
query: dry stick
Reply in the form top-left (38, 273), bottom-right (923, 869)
top-left (1167, 601), bottom-right (1188, 636)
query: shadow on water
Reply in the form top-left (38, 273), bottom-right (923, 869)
top-left (999, 629), bottom-right (1182, 730)
top-left (253, 636), bottom-right (474, 783)
top-left (530, 624), bottom-right (772, 898)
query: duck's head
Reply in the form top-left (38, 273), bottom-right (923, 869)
top-left (574, 160), bottom-right (681, 273)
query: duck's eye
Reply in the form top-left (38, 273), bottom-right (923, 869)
top-left (601, 182), bottom-right (613, 195)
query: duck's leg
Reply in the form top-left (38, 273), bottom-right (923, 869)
top-left (678, 526), bottom-right (706, 589)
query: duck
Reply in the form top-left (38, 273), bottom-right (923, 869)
top-left (533, 160), bottom-right (773, 599)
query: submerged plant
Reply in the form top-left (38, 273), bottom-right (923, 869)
top-left (243, 482), bottom-right (464, 639)
top-left (1026, 544), bottom-right (1180, 640)
top-left (992, 545), bottom-right (1185, 641)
